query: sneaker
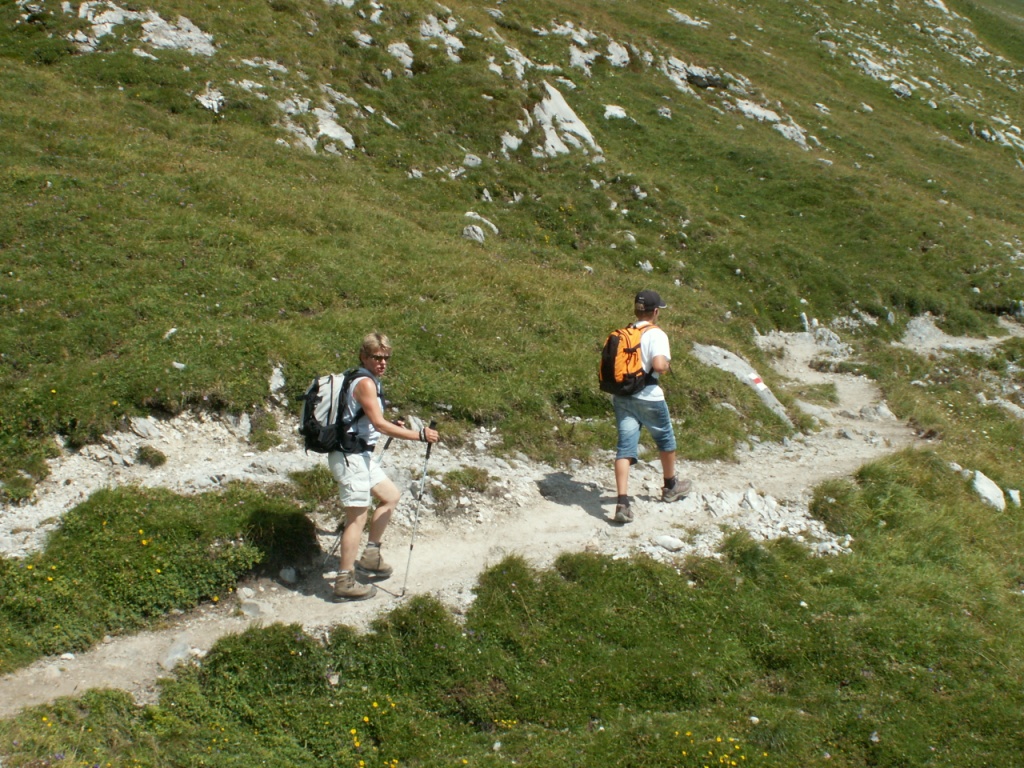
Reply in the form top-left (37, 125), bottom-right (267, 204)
top-left (355, 545), bottom-right (393, 579)
top-left (662, 477), bottom-right (692, 503)
top-left (332, 570), bottom-right (377, 602)
top-left (614, 503), bottom-right (634, 524)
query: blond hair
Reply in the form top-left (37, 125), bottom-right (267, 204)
top-left (360, 332), bottom-right (392, 357)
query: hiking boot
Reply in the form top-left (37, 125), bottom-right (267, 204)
top-left (614, 503), bottom-right (634, 524)
top-left (332, 570), bottom-right (377, 602)
top-left (662, 477), bottom-right (692, 503)
top-left (355, 544), bottom-right (393, 579)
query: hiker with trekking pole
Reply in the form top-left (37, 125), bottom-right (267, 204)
top-left (303, 332), bottom-right (439, 602)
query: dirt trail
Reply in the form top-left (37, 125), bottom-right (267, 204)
top-left (6, 318), bottom-right (1016, 718)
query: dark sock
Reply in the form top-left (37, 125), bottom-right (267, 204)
top-left (665, 476), bottom-right (677, 489)
top-left (617, 495), bottom-right (629, 506)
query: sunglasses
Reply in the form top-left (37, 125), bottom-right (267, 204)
top-left (369, 354), bottom-right (391, 362)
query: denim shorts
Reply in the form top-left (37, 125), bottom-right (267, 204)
top-left (613, 395), bottom-right (677, 460)
top-left (328, 451), bottom-right (388, 508)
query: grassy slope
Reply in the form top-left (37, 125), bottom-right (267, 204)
top-left (2, 0), bottom-right (1023, 493)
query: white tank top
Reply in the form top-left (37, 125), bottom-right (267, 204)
top-left (341, 371), bottom-right (381, 449)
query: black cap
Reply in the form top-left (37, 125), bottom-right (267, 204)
top-left (634, 290), bottom-right (667, 312)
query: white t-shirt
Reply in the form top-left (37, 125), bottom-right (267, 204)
top-left (634, 321), bottom-right (670, 402)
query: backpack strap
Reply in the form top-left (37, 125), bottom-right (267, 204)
top-left (630, 323), bottom-right (659, 385)
top-left (337, 367), bottom-right (383, 452)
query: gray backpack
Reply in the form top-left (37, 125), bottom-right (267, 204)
top-left (298, 367), bottom-right (379, 453)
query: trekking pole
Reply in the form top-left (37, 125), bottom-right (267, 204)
top-left (321, 519), bottom-right (345, 568)
top-left (400, 420), bottom-right (436, 597)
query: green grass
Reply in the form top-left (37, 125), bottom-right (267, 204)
top-left (0, 483), bottom-right (318, 673)
top-left (432, 466), bottom-right (494, 514)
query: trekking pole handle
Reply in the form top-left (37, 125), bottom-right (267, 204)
top-left (425, 420), bottom-right (437, 459)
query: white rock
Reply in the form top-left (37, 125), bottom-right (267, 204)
top-left (269, 366), bottom-right (286, 395)
top-left (655, 535), bottom-right (685, 552)
top-left (531, 81), bottom-right (601, 157)
top-left (860, 402), bottom-right (896, 421)
top-left (142, 15), bottom-right (215, 56)
top-left (465, 212), bottom-right (499, 234)
top-left (130, 417), bottom-right (159, 439)
top-left (160, 639), bottom-right (192, 670)
top-left (668, 9), bottom-right (710, 27)
top-left (420, 14), bottom-right (463, 62)
top-left (462, 225), bottom-right (486, 243)
top-left (972, 470), bottom-right (1006, 510)
top-left (891, 82), bottom-right (913, 99)
top-left (195, 84), bottom-right (224, 113)
top-left (607, 41), bottom-right (629, 67)
top-left (387, 41), bottom-right (414, 72)
top-left (313, 109), bottom-right (356, 149)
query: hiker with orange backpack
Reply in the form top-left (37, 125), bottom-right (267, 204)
top-left (599, 290), bottom-right (692, 524)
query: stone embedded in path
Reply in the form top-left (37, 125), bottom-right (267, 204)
top-left (130, 417), bottom-right (159, 439)
top-left (655, 535), bottom-right (685, 552)
top-left (860, 403), bottom-right (896, 421)
top-left (160, 639), bottom-right (192, 671)
top-left (796, 399), bottom-right (832, 423)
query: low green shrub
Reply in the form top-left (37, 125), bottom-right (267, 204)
top-left (135, 444), bottom-right (167, 467)
top-left (0, 484), bottom-right (316, 674)
top-left (432, 466), bottom-right (493, 513)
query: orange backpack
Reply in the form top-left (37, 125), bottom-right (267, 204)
top-left (598, 324), bottom-right (656, 396)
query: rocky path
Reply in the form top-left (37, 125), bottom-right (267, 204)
top-left (6, 317), bottom-right (1016, 718)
